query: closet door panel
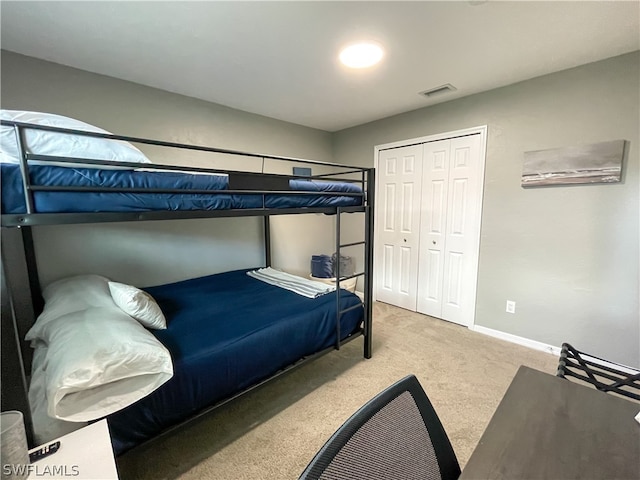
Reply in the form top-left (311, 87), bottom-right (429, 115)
top-left (441, 135), bottom-right (483, 325)
top-left (444, 251), bottom-right (463, 308)
top-left (375, 145), bottom-right (423, 310)
top-left (417, 140), bottom-right (450, 317)
top-left (425, 249), bottom-right (442, 301)
top-left (382, 245), bottom-right (394, 290)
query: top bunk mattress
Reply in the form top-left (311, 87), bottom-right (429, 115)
top-left (1, 164), bottom-right (364, 214)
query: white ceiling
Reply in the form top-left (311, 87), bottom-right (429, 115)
top-left (1, 1), bottom-right (639, 132)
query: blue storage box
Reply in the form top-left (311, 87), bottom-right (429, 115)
top-left (311, 254), bottom-right (333, 278)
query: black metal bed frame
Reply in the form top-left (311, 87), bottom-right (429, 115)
top-left (0, 120), bottom-right (375, 452)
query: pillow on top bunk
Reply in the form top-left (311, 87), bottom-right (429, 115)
top-left (0, 110), bottom-right (151, 168)
top-left (108, 281), bottom-right (167, 330)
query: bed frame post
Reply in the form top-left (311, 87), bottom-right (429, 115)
top-left (1, 227), bottom-right (41, 371)
top-left (263, 216), bottom-right (271, 267)
top-left (363, 168), bottom-right (375, 359)
top-left (21, 227), bottom-right (43, 316)
top-left (1, 263), bottom-right (34, 446)
top-left (335, 207), bottom-right (342, 351)
top-left (1, 227), bottom-right (39, 446)
top-left (14, 124), bottom-right (36, 214)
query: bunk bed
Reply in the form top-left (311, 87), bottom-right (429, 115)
top-left (0, 114), bottom-right (374, 455)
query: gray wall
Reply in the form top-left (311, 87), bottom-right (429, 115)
top-left (1, 51), bottom-right (337, 286)
top-left (333, 52), bottom-right (640, 367)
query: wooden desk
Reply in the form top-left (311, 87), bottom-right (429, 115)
top-left (460, 365), bottom-right (640, 480)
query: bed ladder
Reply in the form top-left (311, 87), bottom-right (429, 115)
top-left (333, 168), bottom-right (374, 359)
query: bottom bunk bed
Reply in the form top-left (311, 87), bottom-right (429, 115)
top-left (26, 268), bottom-right (365, 455)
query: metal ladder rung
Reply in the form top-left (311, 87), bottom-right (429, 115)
top-left (335, 271), bottom-right (364, 282)
top-left (339, 240), bottom-right (365, 248)
top-left (338, 303), bottom-right (363, 316)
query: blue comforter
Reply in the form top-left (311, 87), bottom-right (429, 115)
top-left (106, 269), bottom-right (364, 454)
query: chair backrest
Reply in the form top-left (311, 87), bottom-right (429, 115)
top-left (556, 342), bottom-right (640, 401)
top-left (298, 375), bottom-right (460, 480)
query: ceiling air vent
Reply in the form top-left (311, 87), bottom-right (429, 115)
top-left (419, 84), bottom-right (457, 98)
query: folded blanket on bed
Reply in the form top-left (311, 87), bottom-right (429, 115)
top-left (247, 267), bottom-right (335, 298)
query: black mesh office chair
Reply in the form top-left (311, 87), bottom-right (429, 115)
top-left (298, 375), bottom-right (460, 480)
top-left (556, 342), bottom-right (640, 401)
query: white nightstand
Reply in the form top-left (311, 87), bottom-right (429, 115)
top-left (28, 420), bottom-right (118, 479)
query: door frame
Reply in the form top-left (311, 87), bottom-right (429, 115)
top-left (373, 125), bottom-right (488, 329)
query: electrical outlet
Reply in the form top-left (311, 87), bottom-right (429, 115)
top-left (506, 300), bottom-right (516, 314)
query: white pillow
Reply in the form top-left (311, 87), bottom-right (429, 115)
top-left (0, 109), bottom-right (151, 168)
top-left (108, 281), bottom-right (167, 330)
top-left (34, 307), bottom-right (173, 422)
top-left (26, 275), bottom-right (115, 342)
top-left (29, 345), bottom-right (87, 442)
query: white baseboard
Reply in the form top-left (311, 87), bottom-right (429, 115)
top-left (471, 326), bottom-right (640, 373)
top-left (470, 325), bottom-right (561, 357)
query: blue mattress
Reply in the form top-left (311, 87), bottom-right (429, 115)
top-left (106, 269), bottom-right (364, 454)
top-left (0, 164), bottom-right (363, 214)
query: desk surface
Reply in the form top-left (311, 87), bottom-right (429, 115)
top-left (460, 365), bottom-right (640, 480)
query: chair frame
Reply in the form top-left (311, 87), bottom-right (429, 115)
top-left (556, 342), bottom-right (640, 401)
top-left (299, 374), bottom-right (460, 480)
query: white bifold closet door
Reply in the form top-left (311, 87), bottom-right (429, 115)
top-left (375, 133), bottom-right (483, 327)
top-left (417, 135), bottom-right (483, 326)
top-left (375, 144), bottom-right (423, 310)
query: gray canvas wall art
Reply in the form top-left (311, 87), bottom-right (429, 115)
top-left (522, 140), bottom-right (625, 187)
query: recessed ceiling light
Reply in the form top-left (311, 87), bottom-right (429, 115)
top-left (339, 43), bottom-right (384, 69)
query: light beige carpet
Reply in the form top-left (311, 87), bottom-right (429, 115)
top-left (117, 302), bottom-right (558, 480)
